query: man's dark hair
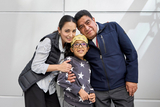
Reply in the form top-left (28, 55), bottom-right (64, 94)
top-left (74, 10), bottom-right (93, 22)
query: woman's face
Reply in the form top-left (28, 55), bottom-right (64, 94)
top-left (58, 22), bottom-right (76, 44)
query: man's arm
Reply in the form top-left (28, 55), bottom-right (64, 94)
top-left (126, 82), bottom-right (138, 96)
top-left (115, 22), bottom-right (138, 96)
top-left (67, 71), bottom-right (76, 82)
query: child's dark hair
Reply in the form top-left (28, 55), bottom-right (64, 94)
top-left (64, 43), bottom-right (74, 57)
top-left (74, 10), bottom-right (93, 22)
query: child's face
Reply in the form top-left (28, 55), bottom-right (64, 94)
top-left (70, 40), bottom-right (89, 60)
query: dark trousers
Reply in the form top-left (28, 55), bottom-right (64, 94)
top-left (94, 86), bottom-right (134, 107)
top-left (24, 83), bottom-right (60, 107)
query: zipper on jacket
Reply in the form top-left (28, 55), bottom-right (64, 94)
top-left (101, 35), bottom-right (107, 53)
top-left (97, 35), bottom-right (110, 90)
top-left (100, 55), bottom-right (102, 59)
top-left (100, 54), bottom-right (110, 90)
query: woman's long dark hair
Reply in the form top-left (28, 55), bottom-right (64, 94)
top-left (53, 15), bottom-right (76, 57)
top-left (65, 43), bottom-right (74, 57)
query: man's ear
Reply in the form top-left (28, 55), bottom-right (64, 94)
top-left (87, 46), bottom-right (89, 51)
top-left (70, 47), bottom-right (74, 53)
top-left (92, 17), bottom-right (96, 22)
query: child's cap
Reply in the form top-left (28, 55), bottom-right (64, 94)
top-left (71, 34), bottom-right (88, 46)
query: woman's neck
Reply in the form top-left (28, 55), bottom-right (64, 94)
top-left (62, 40), bottom-right (65, 48)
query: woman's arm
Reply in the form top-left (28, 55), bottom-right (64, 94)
top-left (31, 38), bottom-right (51, 74)
top-left (47, 60), bottom-right (71, 72)
top-left (31, 38), bottom-right (71, 74)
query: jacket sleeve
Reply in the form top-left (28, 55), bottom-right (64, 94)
top-left (115, 22), bottom-right (138, 83)
top-left (57, 72), bottom-right (81, 96)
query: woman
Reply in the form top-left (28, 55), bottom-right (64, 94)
top-left (24, 15), bottom-right (77, 107)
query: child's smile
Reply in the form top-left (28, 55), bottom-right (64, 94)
top-left (71, 40), bottom-right (89, 60)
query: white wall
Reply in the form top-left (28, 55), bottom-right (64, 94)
top-left (0, 0), bottom-right (160, 107)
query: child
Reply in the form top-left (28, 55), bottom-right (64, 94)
top-left (57, 34), bottom-right (95, 107)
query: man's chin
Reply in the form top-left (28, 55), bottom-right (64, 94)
top-left (88, 35), bottom-right (96, 40)
top-left (83, 32), bottom-right (95, 39)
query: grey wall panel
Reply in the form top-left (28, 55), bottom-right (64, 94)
top-left (0, 0), bottom-right (63, 11)
top-left (119, 12), bottom-right (160, 99)
top-left (0, 12), bottom-right (63, 96)
top-left (65, 0), bottom-right (159, 11)
top-left (0, 96), bottom-right (24, 107)
top-left (135, 100), bottom-right (160, 107)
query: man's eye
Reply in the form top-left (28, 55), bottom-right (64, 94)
top-left (86, 21), bottom-right (90, 25)
top-left (79, 26), bottom-right (83, 29)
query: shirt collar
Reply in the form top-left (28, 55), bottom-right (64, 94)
top-left (97, 23), bottom-right (99, 34)
top-left (92, 23), bottom-right (99, 43)
top-left (59, 36), bottom-right (66, 53)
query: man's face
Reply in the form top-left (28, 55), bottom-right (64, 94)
top-left (77, 15), bottom-right (97, 40)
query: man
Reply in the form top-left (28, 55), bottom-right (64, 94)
top-left (69, 10), bottom-right (138, 107)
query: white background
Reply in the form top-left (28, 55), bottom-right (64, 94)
top-left (0, 0), bottom-right (160, 107)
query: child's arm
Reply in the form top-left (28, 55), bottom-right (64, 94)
top-left (78, 88), bottom-right (89, 101)
top-left (57, 72), bottom-right (81, 96)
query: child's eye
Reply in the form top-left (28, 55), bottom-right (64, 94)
top-left (82, 43), bottom-right (86, 46)
top-left (74, 43), bottom-right (79, 47)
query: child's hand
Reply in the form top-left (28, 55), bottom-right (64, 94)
top-left (78, 89), bottom-right (89, 101)
top-left (88, 93), bottom-right (96, 103)
top-left (59, 60), bottom-right (72, 72)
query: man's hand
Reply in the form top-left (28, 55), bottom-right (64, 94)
top-left (126, 82), bottom-right (138, 96)
top-left (67, 71), bottom-right (76, 83)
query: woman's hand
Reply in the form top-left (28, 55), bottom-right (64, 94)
top-left (59, 60), bottom-right (72, 72)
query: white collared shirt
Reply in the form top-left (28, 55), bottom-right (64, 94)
top-left (31, 36), bottom-right (65, 95)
